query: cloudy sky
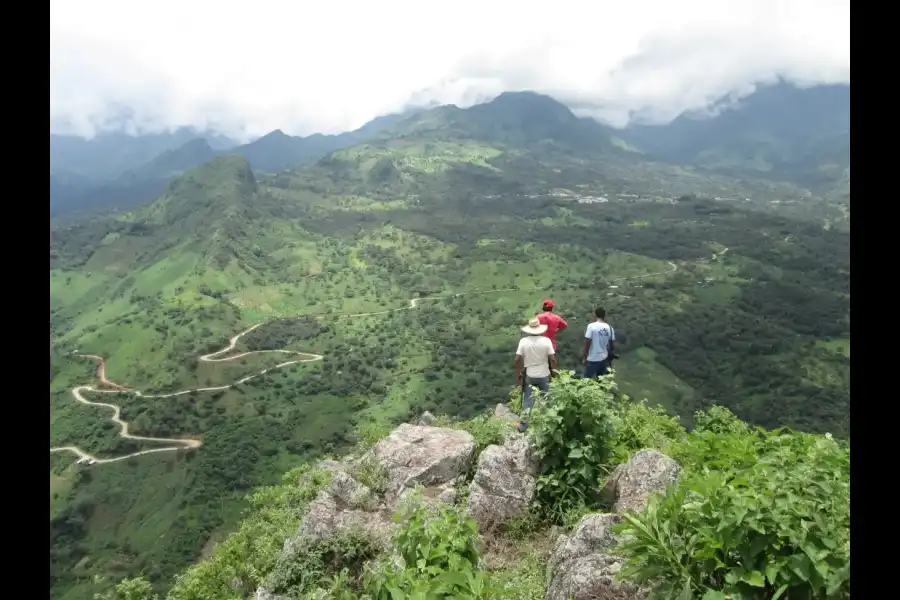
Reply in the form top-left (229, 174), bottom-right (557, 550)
top-left (50, 0), bottom-right (849, 140)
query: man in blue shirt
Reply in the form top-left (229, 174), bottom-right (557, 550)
top-left (582, 307), bottom-right (617, 379)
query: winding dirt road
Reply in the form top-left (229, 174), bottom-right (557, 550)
top-left (50, 253), bottom-right (709, 466)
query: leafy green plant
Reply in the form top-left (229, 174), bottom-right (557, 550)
top-left (93, 576), bottom-right (158, 600)
top-left (614, 430), bottom-right (850, 599)
top-left (694, 405), bottom-right (753, 436)
top-left (360, 490), bottom-right (497, 599)
top-left (266, 528), bottom-right (380, 598)
top-left (608, 395), bottom-right (687, 463)
top-left (433, 412), bottom-right (507, 456)
top-left (529, 373), bottom-right (617, 520)
top-left (349, 454), bottom-right (390, 497)
top-left (351, 421), bottom-right (392, 450)
top-left (167, 464), bottom-right (332, 600)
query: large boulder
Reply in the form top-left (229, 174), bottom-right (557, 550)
top-left (293, 471), bottom-right (391, 546)
top-left (467, 435), bottom-right (539, 530)
top-left (546, 513), bottom-right (645, 600)
top-left (370, 424), bottom-right (476, 501)
top-left (600, 449), bottom-right (681, 514)
top-left (259, 469), bottom-right (395, 600)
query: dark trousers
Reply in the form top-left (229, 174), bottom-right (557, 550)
top-left (583, 360), bottom-right (609, 379)
top-left (523, 375), bottom-right (550, 412)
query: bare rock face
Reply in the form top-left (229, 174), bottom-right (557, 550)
top-left (293, 471), bottom-right (392, 548)
top-left (370, 424), bottom-right (477, 502)
top-left (258, 468), bottom-right (395, 600)
top-left (398, 477), bottom-right (463, 506)
top-left (467, 435), bottom-right (539, 530)
top-left (416, 411), bottom-right (436, 425)
top-left (546, 513), bottom-right (646, 600)
top-left (599, 449), bottom-right (681, 514)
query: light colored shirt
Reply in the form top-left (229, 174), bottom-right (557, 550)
top-left (516, 335), bottom-right (555, 378)
top-left (585, 321), bottom-right (615, 363)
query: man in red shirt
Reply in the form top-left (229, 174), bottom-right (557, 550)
top-left (536, 300), bottom-right (567, 372)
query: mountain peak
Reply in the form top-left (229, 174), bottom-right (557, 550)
top-left (385, 90), bottom-right (611, 152)
top-left (145, 156), bottom-right (257, 227)
top-left (259, 129), bottom-right (291, 140)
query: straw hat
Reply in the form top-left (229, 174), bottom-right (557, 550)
top-left (521, 317), bottom-right (548, 335)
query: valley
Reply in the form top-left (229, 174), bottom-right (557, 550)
top-left (51, 255), bottom-right (698, 465)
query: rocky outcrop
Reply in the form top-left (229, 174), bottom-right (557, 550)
top-left (281, 470), bottom-right (394, 563)
top-left (546, 514), bottom-right (646, 600)
top-left (599, 449), bottom-right (681, 514)
top-left (467, 435), bottom-right (539, 530)
top-left (546, 448), bottom-right (681, 600)
top-left (370, 423), bottom-right (476, 502)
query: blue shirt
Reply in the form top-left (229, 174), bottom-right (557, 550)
top-left (585, 321), bottom-right (615, 362)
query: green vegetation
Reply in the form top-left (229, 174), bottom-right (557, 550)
top-left (97, 376), bottom-right (848, 599)
top-left (50, 91), bottom-right (848, 599)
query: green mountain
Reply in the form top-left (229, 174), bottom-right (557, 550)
top-left (49, 115), bottom-right (414, 219)
top-left (118, 138), bottom-right (216, 184)
top-left (230, 112), bottom-right (412, 173)
top-left (620, 81), bottom-right (850, 192)
top-left (383, 91), bottom-right (616, 154)
top-left (50, 94), bottom-right (849, 600)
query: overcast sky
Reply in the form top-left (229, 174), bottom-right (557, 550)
top-left (50, 0), bottom-right (849, 140)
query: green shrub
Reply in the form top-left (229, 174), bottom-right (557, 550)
top-left (455, 413), bottom-right (508, 454)
top-left (529, 373), bottom-right (617, 521)
top-left (614, 431), bottom-right (850, 599)
top-left (266, 529), bottom-right (380, 598)
top-left (94, 576), bottom-right (158, 600)
top-left (694, 405), bottom-right (753, 436)
top-left (349, 454), bottom-right (389, 498)
top-left (608, 395), bottom-right (687, 463)
top-left (433, 412), bottom-right (508, 455)
top-left (351, 421), bottom-right (392, 451)
top-left (167, 464), bottom-right (332, 600)
top-left (361, 490), bottom-right (496, 598)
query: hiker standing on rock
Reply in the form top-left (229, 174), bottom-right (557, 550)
top-left (515, 317), bottom-right (558, 432)
top-left (536, 298), bottom-right (567, 373)
top-left (582, 307), bottom-right (617, 378)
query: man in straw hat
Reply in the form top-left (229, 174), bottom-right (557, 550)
top-left (514, 316), bottom-right (558, 432)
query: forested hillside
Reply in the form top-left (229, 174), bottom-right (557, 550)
top-left (49, 90), bottom-right (849, 600)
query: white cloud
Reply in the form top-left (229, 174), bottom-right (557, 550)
top-left (50, 0), bottom-right (849, 139)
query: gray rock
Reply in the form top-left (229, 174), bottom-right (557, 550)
top-left (328, 470), bottom-right (378, 511)
top-left (291, 473), bottom-right (393, 549)
top-left (397, 478), bottom-right (462, 506)
top-left (417, 411), bottom-right (436, 425)
top-left (548, 513), bottom-right (622, 575)
top-left (546, 513), bottom-right (645, 600)
top-left (467, 435), bottom-right (539, 530)
top-left (600, 449), bottom-right (681, 514)
top-left (494, 403), bottom-right (519, 422)
top-left (371, 424), bottom-right (476, 501)
top-left (254, 587), bottom-right (287, 600)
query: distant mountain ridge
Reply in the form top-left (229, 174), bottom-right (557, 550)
top-left (49, 82), bottom-right (850, 219)
top-left (618, 81), bottom-right (850, 191)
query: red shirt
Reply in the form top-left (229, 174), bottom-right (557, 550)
top-left (536, 312), bottom-right (568, 350)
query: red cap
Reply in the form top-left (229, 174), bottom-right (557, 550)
top-left (542, 299), bottom-right (554, 309)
